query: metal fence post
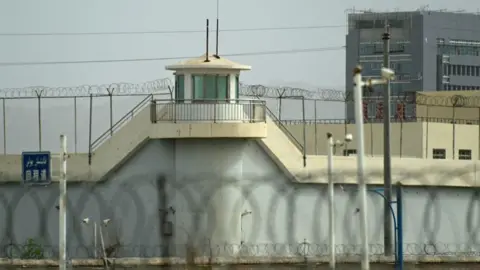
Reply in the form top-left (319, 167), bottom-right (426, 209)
top-left (302, 97), bottom-right (306, 167)
top-left (314, 100), bottom-right (318, 155)
top-left (278, 96), bottom-right (282, 120)
top-left (88, 94), bottom-right (93, 165)
top-left (73, 97), bottom-right (77, 154)
top-left (36, 91), bottom-right (42, 151)
top-left (107, 88), bottom-right (114, 136)
top-left (425, 105), bottom-right (430, 158)
top-left (2, 98), bottom-right (5, 155)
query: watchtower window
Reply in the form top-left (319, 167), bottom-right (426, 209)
top-left (192, 74), bottom-right (229, 101)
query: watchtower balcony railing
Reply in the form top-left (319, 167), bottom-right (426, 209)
top-left (151, 99), bottom-right (267, 123)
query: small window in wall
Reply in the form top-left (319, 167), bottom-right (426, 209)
top-left (459, 149), bottom-right (472, 160)
top-left (343, 149), bottom-right (357, 156)
top-left (432, 148), bottom-right (446, 159)
top-left (175, 75), bottom-right (185, 102)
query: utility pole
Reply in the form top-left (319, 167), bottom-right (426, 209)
top-left (382, 20), bottom-right (393, 256)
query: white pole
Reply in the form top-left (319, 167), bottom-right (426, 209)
top-left (326, 133), bottom-right (335, 269)
top-left (353, 67), bottom-right (370, 270)
top-left (59, 134), bottom-right (67, 270)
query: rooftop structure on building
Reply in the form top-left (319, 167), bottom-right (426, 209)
top-left (345, 8), bottom-right (480, 120)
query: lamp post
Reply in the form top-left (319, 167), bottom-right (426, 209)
top-left (352, 65), bottom-right (395, 270)
top-left (59, 135), bottom-right (67, 270)
top-left (326, 132), bottom-right (353, 270)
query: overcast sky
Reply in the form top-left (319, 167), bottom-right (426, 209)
top-left (0, 0), bottom-right (477, 153)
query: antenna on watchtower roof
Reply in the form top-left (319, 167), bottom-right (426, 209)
top-left (214, 0), bottom-right (221, 59)
top-left (204, 19), bottom-right (210, 62)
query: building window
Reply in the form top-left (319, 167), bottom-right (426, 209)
top-left (405, 103), bottom-right (415, 118)
top-left (192, 74), bottom-right (229, 101)
top-left (343, 149), bottom-right (357, 156)
top-left (459, 149), bottom-right (472, 160)
top-left (235, 75), bottom-right (240, 100)
top-left (367, 103), bottom-right (376, 118)
top-left (175, 74), bottom-right (185, 102)
top-left (432, 149), bottom-right (446, 159)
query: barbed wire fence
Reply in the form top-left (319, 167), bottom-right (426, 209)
top-left (0, 79), bottom-right (479, 156)
top-left (0, 169), bottom-right (480, 267)
top-left (241, 84), bottom-right (480, 157)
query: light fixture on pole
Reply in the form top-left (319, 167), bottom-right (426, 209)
top-left (352, 65), bottom-right (395, 270)
top-left (82, 217), bottom-right (111, 262)
top-left (326, 132), bottom-right (353, 269)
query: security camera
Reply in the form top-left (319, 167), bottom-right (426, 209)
top-left (381, 67), bottom-right (395, 80)
top-left (344, 133), bottom-right (353, 142)
top-left (102, 219), bottom-right (111, 226)
top-left (82, 218), bottom-right (90, 224)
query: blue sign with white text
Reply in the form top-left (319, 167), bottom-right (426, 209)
top-left (22, 151), bottom-right (51, 185)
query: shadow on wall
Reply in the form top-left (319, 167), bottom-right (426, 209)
top-left (0, 168), bottom-right (479, 260)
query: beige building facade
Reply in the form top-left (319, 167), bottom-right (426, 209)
top-left (282, 90), bottom-right (480, 160)
top-left (285, 120), bottom-right (479, 160)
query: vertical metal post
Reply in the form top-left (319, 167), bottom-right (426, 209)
top-left (2, 98), bottom-right (5, 155)
top-left (452, 105), bottom-right (456, 159)
top-left (314, 100), bottom-right (318, 154)
top-left (98, 224), bottom-right (109, 268)
top-left (396, 183), bottom-right (404, 270)
top-left (425, 105), bottom-right (430, 158)
top-left (88, 94), bottom-right (93, 165)
top-left (59, 134), bottom-right (68, 270)
top-left (278, 96), bottom-right (282, 121)
top-left (353, 66), bottom-right (370, 270)
top-left (326, 133), bottom-right (335, 269)
top-left (108, 88), bottom-right (114, 136)
top-left (382, 21), bottom-right (393, 256)
top-left (37, 95), bottom-right (42, 151)
top-left (302, 97), bottom-right (306, 167)
top-left (74, 97), bottom-right (77, 154)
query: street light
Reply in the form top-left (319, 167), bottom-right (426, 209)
top-left (326, 132), bottom-right (353, 269)
top-left (353, 65), bottom-right (395, 270)
top-left (240, 210), bottom-right (252, 245)
top-left (82, 217), bottom-right (111, 261)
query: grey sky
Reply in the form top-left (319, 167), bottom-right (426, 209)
top-left (0, 0), bottom-right (477, 153)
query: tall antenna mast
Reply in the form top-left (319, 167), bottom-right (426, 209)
top-left (204, 19), bottom-right (210, 62)
top-left (215, 0), bottom-right (220, 58)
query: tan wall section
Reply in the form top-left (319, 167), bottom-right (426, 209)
top-left (285, 122), bottom-right (424, 158)
top-left (416, 105), bottom-right (480, 123)
top-left (423, 122), bottom-right (479, 160)
top-left (284, 122), bottom-right (479, 160)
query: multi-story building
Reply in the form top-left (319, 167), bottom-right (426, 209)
top-left (345, 9), bottom-right (480, 120)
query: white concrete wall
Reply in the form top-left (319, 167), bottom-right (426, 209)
top-left (1, 138), bottom-right (478, 259)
